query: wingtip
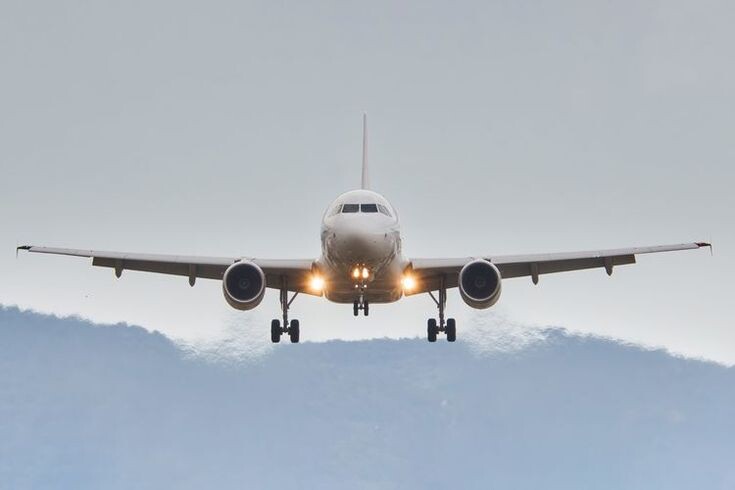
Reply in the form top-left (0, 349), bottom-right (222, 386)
top-left (696, 241), bottom-right (713, 256)
top-left (16, 244), bottom-right (30, 259)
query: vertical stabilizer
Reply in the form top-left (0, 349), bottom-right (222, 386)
top-left (361, 113), bottom-right (369, 190)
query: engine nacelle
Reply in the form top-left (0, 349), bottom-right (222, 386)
top-left (222, 261), bottom-right (266, 311)
top-left (458, 259), bottom-right (502, 309)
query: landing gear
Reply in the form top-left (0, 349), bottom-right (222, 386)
top-left (271, 281), bottom-right (301, 343)
top-left (353, 297), bottom-right (369, 316)
top-left (351, 265), bottom-right (370, 317)
top-left (427, 276), bottom-right (456, 342)
top-left (427, 318), bottom-right (438, 342)
top-left (271, 318), bottom-right (299, 343)
top-left (446, 318), bottom-right (456, 342)
top-left (288, 319), bottom-right (300, 343)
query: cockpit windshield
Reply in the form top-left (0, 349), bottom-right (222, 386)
top-left (336, 203), bottom-right (392, 216)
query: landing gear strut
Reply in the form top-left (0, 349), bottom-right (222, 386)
top-left (271, 279), bottom-right (300, 343)
top-left (427, 276), bottom-right (456, 342)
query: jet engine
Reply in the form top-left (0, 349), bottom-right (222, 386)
top-left (222, 261), bottom-right (266, 310)
top-left (458, 259), bottom-right (502, 309)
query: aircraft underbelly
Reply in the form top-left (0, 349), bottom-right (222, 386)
top-left (324, 280), bottom-right (402, 304)
top-left (320, 249), bottom-right (405, 304)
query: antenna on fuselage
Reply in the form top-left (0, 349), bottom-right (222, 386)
top-left (361, 113), bottom-right (369, 190)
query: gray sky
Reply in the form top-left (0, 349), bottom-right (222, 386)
top-left (1, 0), bottom-right (733, 362)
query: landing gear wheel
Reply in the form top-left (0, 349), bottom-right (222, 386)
top-left (427, 318), bottom-right (438, 343)
top-left (363, 301), bottom-right (369, 316)
top-left (353, 301), bottom-right (359, 317)
top-left (271, 319), bottom-right (281, 343)
top-left (446, 318), bottom-right (456, 342)
top-left (289, 319), bottom-right (300, 343)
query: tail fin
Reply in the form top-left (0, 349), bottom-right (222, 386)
top-left (361, 113), bottom-right (369, 190)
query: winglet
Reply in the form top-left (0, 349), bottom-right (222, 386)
top-left (696, 241), bottom-right (713, 256)
top-left (361, 113), bottom-right (369, 190)
top-left (16, 245), bottom-right (31, 258)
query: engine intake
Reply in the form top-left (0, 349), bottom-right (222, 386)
top-left (222, 261), bottom-right (266, 310)
top-left (458, 259), bottom-right (502, 309)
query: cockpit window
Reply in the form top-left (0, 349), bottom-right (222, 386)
top-left (338, 203), bottom-right (392, 215)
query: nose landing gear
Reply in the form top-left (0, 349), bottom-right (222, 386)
top-left (271, 281), bottom-right (300, 343)
top-left (352, 267), bottom-right (370, 317)
top-left (427, 276), bottom-right (456, 342)
top-left (353, 297), bottom-right (369, 316)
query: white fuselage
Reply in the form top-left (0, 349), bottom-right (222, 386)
top-left (318, 189), bottom-right (407, 304)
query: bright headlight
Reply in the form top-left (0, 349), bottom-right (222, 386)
top-left (310, 275), bottom-right (325, 292)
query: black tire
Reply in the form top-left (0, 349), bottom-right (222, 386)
top-left (364, 301), bottom-right (369, 316)
top-left (271, 319), bottom-right (281, 343)
top-left (353, 301), bottom-right (359, 317)
top-left (427, 318), bottom-right (438, 343)
top-left (289, 319), bottom-right (300, 343)
top-left (446, 318), bottom-right (456, 342)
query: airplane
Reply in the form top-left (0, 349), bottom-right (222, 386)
top-left (17, 115), bottom-right (711, 344)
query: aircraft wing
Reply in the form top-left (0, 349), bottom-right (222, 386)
top-left (17, 246), bottom-right (317, 294)
top-left (407, 242), bottom-right (711, 294)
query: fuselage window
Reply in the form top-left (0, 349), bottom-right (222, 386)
top-left (360, 204), bottom-right (378, 213)
top-left (342, 204), bottom-right (359, 213)
top-left (377, 204), bottom-right (392, 216)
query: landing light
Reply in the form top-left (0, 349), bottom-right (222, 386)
top-left (310, 275), bottom-right (325, 292)
top-left (361, 267), bottom-right (369, 279)
top-left (402, 275), bottom-right (416, 291)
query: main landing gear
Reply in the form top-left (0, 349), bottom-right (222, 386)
top-left (427, 277), bottom-right (456, 343)
top-left (271, 284), bottom-right (300, 343)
